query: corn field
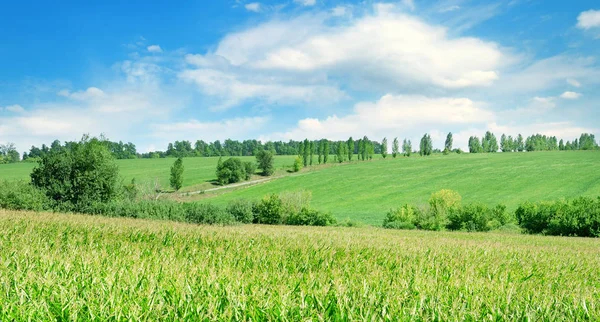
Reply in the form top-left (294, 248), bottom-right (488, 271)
top-left (0, 210), bottom-right (598, 320)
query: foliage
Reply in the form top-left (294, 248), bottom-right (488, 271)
top-left (287, 208), bottom-right (337, 226)
top-left (31, 135), bottom-right (120, 205)
top-left (293, 157), bottom-right (302, 172)
top-left (402, 139), bottom-right (412, 156)
top-left (253, 194), bottom-right (285, 225)
top-left (243, 161), bottom-right (256, 180)
top-left (256, 150), bottom-right (275, 176)
top-left (419, 134), bottom-right (432, 156)
top-left (392, 138), bottom-right (399, 158)
top-left (444, 132), bottom-right (453, 153)
top-left (216, 158), bottom-right (248, 185)
top-left (226, 199), bottom-right (255, 223)
top-left (0, 180), bottom-right (51, 211)
top-left (347, 137), bottom-right (354, 161)
top-left (516, 197), bottom-right (600, 237)
top-left (383, 204), bottom-right (418, 229)
top-left (381, 137), bottom-right (388, 159)
top-left (447, 203), bottom-right (513, 232)
top-left (170, 157), bottom-right (184, 190)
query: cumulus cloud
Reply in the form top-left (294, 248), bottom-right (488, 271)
top-left (147, 45), bottom-right (162, 53)
top-left (1, 104), bottom-right (25, 113)
top-left (268, 94), bottom-right (495, 141)
top-left (151, 116), bottom-right (270, 143)
top-left (560, 91), bottom-right (582, 99)
top-left (180, 4), bottom-right (509, 109)
top-left (567, 78), bottom-right (581, 87)
top-left (294, 0), bottom-right (316, 6)
top-left (577, 10), bottom-right (600, 29)
top-left (245, 3), bottom-right (261, 12)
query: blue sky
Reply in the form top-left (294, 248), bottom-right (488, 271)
top-left (1, 0), bottom-right (599, 153)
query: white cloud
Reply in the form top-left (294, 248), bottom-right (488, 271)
top-left (331, 6), bottom-right (350, 17)
top-left (401, 0), bottom-right (415, 11)
top-left (2, 105), bottom-right (25, 113)
top-left (178, 68), bottom-right (345, 110)
top-left (577, 10), bottom-right (600, 30)
top-left (185, 3), bottom-right (508, 110)
top-left (560, 91), bottom-right (581, 99)
top-left (60, 87), bottom-right (106, 101)
top-left (245, 2), bottom-right (261, 12)
top-left (269, 94), bottom-right (495, 141)
top-left (151, 116), bottom-right (270, 143)
top-left (495, 55), bottom-right (599, 94)
top-left (294, 0), bottom-right (316, 6)
top-left (440, 5), bottom-right (460, 13)
top-left (147, 45), bottom-right (162, 53)
top-left (567, 78), bottom-right (581, 87)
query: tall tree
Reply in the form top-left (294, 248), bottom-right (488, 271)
top-left (347, 137), bottom-right (354, 161)
top-left (419, 134), bottom-right (432, 156)
top-left (402, 139), bottom-right (412, 157)
top-left (336, 141), bottom-right (345, 163)
top-left (381, 137), bottom-right (388, 159)
top-left (302, 139), bottom-right (310, 167)
top-left (323, 140), bottom-right (330, 164)
top-left (444, 132), bottom-right (453, 152)
top-left (468, 136), bottom-right (482, 153)
top-left (309, 141), bottom-right (314, 165)
top-left (516, 134), bottom-right (524, 152)
top-left (357, 139), bottom-right (364, 161)
top-left (317, 141), bottom-right (323, 164)
top-left (170, 157), bottom-right (184, 191)
top-left (559, 139), bottom-right (565, 151)
top-left (361, 136), bottom-right (369, 161)
top-left (392, 137), bottom-right (399, 158)
top-left (256, 150), bottom-right (275, 176)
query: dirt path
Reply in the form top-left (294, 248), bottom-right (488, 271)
top-left (181, 172), bottom-right (311, 196)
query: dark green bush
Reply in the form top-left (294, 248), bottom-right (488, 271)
top-left (287, 208), bottom-right (336, 226)
top-left (31, 136), bottom-right (119, 205)
top-left (226, 199), bottom-right (255, 223)
top-left (516, 197), bottom-right (600, 237)
top-left (383, 204), bottom-right (419, 229)
top-left (253, 194), bottom-right (284, 225)
top-left (0, 180), bottom-right (51, 211)
top-left (185, 203), bottom-right (235, 225)
top-left (243, 161), bottom-right (257, 180)
top-left (216, 158), bottom-right (246, 185)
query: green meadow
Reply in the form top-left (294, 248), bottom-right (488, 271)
top-left (2, 151), bottom-right (599, 225)
top-left (0, 210), bottom-right (597, 320)
top-left (199, 151), bottom-right (600, 224)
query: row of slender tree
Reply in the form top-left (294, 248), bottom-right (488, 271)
top-left (5, 132), bottom-right (597, 164)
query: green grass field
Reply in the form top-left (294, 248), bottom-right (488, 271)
top-left (0, 156), bottom-right (297, 192)
top-left (199, 151), bottom-right (600, 224)
top-left (1, 210), bottom-right (597, 320)
top-left (2, 152), bottom-right (600, 225)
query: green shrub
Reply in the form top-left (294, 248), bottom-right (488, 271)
top-left (422, 189), bottom-right (461, 231)
top-left (287, 208), bottom-right (336, 226)
top-left (516, 197), bottom-right (600, 237)
top-left (383, 204), bottom-right (418, 229)
top-left (0, 180), bottom-right (51, 211)
top-left (31, 135), bottom-right (120, 205)
top-left (293, 157), bottom-right (302, 172)
top-left (279, 190), bottom-right (312, 216)
top-left (253, 194), bottom-right (284, 225)
top-left (216, 158), bottom-right (246, 185)
top-left (243, 161), bottom-right (257, 180)
top-left (185, 203), bottom-right (235, 225)
top-left (226, 199), bottom-right (255, 224)
top-left (256, 150), bottom-right (275, 176)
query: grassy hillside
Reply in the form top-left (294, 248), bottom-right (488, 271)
top-left (0, 156), bottom-right (297, 191)
top-left (198, 151), bottom-right (600, 224)
top-left (1, 210), bottom-right (598, 320)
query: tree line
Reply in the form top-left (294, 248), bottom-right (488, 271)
top-left (3, 132), bottom-right (597, 164)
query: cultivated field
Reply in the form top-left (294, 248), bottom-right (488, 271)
top-left (0, 210), bottom-right (597, 320)
top-left (199, 151), bottom-right (600, 224)
top-left (3, 151), bottom-right (599, 225)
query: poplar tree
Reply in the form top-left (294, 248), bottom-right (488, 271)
top-left (392, 137), bottom-right (399, 158)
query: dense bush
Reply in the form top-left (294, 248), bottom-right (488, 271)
top-left (383, 204), bottom-right (419, 229)
top-left (293, 157), bottom-right (302, 172)
top-left (226, 199), bottom-right (255, 223)
top-left (287, 208), bottom-right (336, 226)
top-left (243, 161), bottom-right (257, 180)
top-left (216, 158), bottom-right (247, 185)
top-left (516, 197), bottom-right (600, 237)
top-left (253, 194), bottom-right (284, 224)
top-left (447, 203), bottom-right (513, 232)
top-left (184, 203), bottom-right (235, 225)
top-left (31, 135), bottom-right (119, 205)
top-left (0, 180), bottom-right (51, 211)
top-left (418, 189), bottom-right (461, 231)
